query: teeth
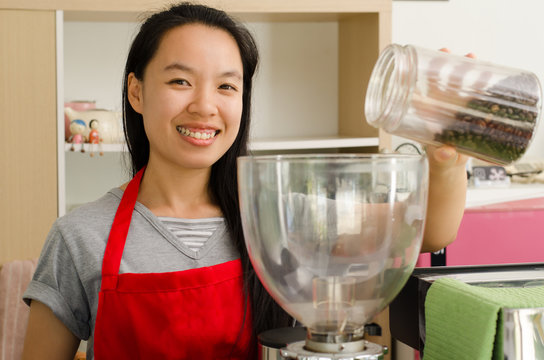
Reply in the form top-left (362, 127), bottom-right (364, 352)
top-left (177, 126), bottom-right (217, 140)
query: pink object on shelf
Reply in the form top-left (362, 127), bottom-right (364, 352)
top-left (64, 101), bottom-right (96, 140)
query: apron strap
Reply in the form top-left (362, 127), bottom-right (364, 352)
top-left (101, 168), bottom-right (145, 290)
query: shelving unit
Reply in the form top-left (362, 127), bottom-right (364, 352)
top-left (55, 0), bottom-right (392, 215)
top-left (249, 136), bottom-right (379, 151)
top-left (64, 136), bottom-right (379, 153)
top-left (64, 143), bottom-right (127, 153)
top-left (2, 0), bottom-right (392, 253)
top-left (2, 2), bottom-right (392, 356)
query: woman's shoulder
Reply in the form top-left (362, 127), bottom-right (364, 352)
top-left (55, 188), bottom-right (123, 232)
top-left (36, 189), bottom-right (125, 280)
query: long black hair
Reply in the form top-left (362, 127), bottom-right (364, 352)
top-left (122, 1), bottom-right (291, 352)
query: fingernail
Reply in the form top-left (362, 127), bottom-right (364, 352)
top-left (436, 147), bottom-right (455, 161)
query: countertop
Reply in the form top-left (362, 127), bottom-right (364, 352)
top-left (466, 183), bottom-right (544, 210)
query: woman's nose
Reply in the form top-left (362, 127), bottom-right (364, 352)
top-left (187, 87), bottom-right (218, 117)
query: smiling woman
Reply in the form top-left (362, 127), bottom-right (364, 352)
top-left (20, 2), bottom-right (469, 359)
top-left (126, 23), bottom-right (244, 170)
top-left (21, 3), bottom-right (291, 360)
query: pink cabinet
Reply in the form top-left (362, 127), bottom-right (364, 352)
top-left (417, 197), bottom-right (544, 267)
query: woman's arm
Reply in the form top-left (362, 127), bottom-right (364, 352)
top-left (22, 300), bottom-right (80, 360)
top-left (421, 145), bottom-right (468, 253)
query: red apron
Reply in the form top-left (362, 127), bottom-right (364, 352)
top-left (93, 169), bottom-right (253, 359)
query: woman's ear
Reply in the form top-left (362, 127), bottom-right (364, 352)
top-left (127, 73), bottom-right (143, 114)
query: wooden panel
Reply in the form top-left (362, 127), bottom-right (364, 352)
top-left (338, 13), bottom-right (380, 138)
top-left (378, 10), bottom-right (393, 151)
top-left (337, 11), bottom-right (392, 149)
top-left (0, 0), bottom-right (391, 13)
top-left (63, 10), bottom-right (371, 23)
top-left (0, 10), bottom-right (57, 263)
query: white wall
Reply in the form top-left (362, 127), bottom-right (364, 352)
top-left (392, 0), bottom-right (544, 160)
top-left (64, 21), bottom-right (136, 209)
top-left (63, 21), bottom-right (338, 140)
top-left (63, 19), bottom-right (338, 209)
top-left (64, 21), bottom-right (136, 112)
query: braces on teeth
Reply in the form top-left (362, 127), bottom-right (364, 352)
top-left (177, 126), bottom-right (217, 140)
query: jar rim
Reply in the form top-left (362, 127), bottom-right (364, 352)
top-left (365, 44), bottom-right (417, 132)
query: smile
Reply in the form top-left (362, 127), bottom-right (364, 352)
top-left (176, 126), bottom-right (219, 140)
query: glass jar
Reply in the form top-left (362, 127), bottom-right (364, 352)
top-left (365, 44), bottom-right (542, 165)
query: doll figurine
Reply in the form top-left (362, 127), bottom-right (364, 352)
top-left (88, 119), bottom-right (103, 157)
top-left (68, 119), bottom-right (87, 152)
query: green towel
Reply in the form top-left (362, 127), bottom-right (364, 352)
top-left (423, 277), bottom-right (544, 360)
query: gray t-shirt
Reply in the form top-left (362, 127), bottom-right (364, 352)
top-left (23, 188), bottom-right (239, 359)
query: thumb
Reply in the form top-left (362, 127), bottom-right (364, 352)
top-left (427, 145), bottom-right (462, 168)
top-left (434, 146), bottom-right (457, 163)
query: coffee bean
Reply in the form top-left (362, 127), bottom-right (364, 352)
top-left (434, 74), bottom-right (540, 164)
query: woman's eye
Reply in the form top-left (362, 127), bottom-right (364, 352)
top-left (169, 79), bottom-right (190, 86)
top-left (219, 84), bottom-right (237, 91)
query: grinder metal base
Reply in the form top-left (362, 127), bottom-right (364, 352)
top-left (258, 327), bottom-right (387, 360)
top-left (280, 340), bottom-right (385, 360)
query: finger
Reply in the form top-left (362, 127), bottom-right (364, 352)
top-left (450, 52), bottom-right (491, 100)
top-left (426, 145), bottom-right (468, 168)
top-left (432, 145), bottom-right (458, 164)
top-left (415, 48), bottom-right (467, 124)
top-left (473, 69), bottom-right (492, 94)
top-left (427, 48), bottom-right (472, 107)
top-left (445, 54), bottom-right (474, 98)
top-left (414, 49), bottom-right (451, 121)
top-left (463, 53), bottom-right (493, 93)
top-left (426, 49), bottom-right (449, 94)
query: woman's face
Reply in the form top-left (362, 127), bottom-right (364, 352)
top-left (127, 23), bottom-right (244, 171)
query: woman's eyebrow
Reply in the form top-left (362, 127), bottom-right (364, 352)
top-left (220, 71), bottom-right (242, 80)
top-left (164, 62), bottom-right (193, 73)
top-left (164, 62), bottom-right (242, 80)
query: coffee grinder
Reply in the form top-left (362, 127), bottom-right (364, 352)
top-left (238, 154), bottom-right (429, 359)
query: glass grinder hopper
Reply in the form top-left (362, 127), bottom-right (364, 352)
top-left (238, 154), bottom-right (429, 359)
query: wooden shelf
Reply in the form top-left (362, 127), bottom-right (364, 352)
top-left (64, 136), bottom-right (378, 153)
top-left (250, 136), bottom-right (379, 151)
top-left (1, 0), bottom-right (391, 14)
top-left (64, 142), bottom-right (126, 152)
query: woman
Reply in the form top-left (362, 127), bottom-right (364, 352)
top-left (22, 3), bottom-right (467, 359)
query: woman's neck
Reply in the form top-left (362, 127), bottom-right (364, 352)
top-left (135, 161), bottom-right (222, 219)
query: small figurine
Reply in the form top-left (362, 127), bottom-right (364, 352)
top-left (88, 119), bottom-right (103, 157)
top-left (68, 119), bottom-right (87, 152)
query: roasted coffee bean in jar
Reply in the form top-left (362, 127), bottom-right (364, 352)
top-left (365, 44), bottom-right (542, 165)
